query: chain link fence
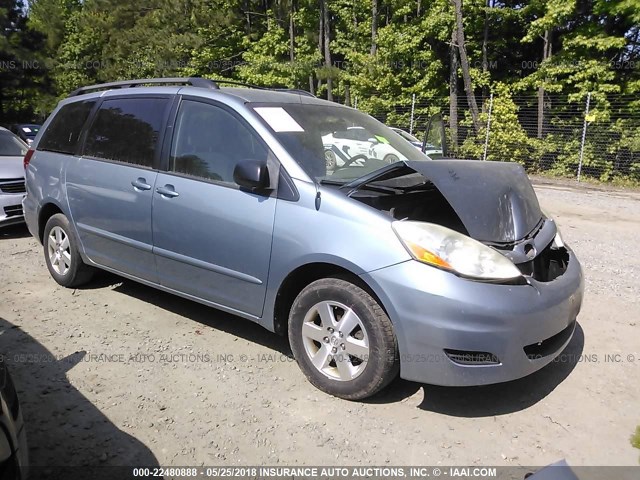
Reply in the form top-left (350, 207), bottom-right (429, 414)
top-left (359, 92), bottom-right (640, 183)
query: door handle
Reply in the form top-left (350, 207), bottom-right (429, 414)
top-left (156, 185), bottom-right (179, 198)
top-left (131, 177), bottom-right (152, 191)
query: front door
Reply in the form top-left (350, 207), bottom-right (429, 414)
top-left (151, 99), bottom-right (277, 317)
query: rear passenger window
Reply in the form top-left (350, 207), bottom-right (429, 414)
top-left (38, 100), bottom-right (96, 154)
top-left (84, 97), bottom-right (169, 167)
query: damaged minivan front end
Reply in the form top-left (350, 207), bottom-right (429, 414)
top-left (252, 98), bottom-right (584, 395)
top-left (346, 159), bottom-right (584, 386)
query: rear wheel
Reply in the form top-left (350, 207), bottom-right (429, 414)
top-left (43, 213), bottom-right (94, 288)
top-left (288, 278), bottom-right (398, 400)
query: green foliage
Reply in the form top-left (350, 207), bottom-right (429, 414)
top-left (1, 0), bottom-right (52, 122)
top-left (460, 86), bottom-right (533, 165)
top-left (518, 0), bottom-right (637, 103)
top-left (632, 426), bottom-right (640, 462)
top-left (28, 0), bottom-right (80, 51)
top-left (452, 83), bottom-right (640, 183)
top-left (20, 0), bottom-right (640, 104)
top-left (0, 0), bottom-right (637, 183)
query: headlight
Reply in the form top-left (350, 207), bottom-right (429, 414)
top-left (392, 221), bottom-right (522, 281)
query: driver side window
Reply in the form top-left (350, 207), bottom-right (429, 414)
top-left (171, 100), bottom-right (269, 185)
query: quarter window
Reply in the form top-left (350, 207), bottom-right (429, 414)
top-left (38, 100), bottom-right (96, 154)
top-left (170, 100), bottom-right (269, 184)
top-left (84, 97), bottom-right (169, 167)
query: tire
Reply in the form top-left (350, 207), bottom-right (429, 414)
top-left (383, 153), bottom-right (399, 164)
top-left (43, 213), bottom-right (94, 288)
top-left (288, 278), bottom-right (399, 400)
top-left (325, 150), bottom-right (337, 170)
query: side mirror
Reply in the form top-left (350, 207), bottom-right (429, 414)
top-left (233, 159), bottom-right (270, 191)
top-left (367, 137), bottom-right (379, 144)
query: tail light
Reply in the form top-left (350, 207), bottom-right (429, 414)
top-left (23, 149), bottom-right (34, 169)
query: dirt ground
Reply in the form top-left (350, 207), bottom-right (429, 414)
top-left (0, 181), bottom-right (639, 471)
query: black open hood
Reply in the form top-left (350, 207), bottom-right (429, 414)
top-left (406, 160), bottom-right (542, 243)
top-left (346, 159), bottom-right (542, 243)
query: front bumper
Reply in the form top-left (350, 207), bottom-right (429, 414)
top-left (361, 249), bottom-right (584, 386)
top-left (0, 193), bottom-right (25, 227)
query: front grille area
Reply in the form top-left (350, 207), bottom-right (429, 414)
top-left (517, 241), bottom-right (569, 282)
top-left (524, 321), bottom-right (575, 360)
top-left (3, 204), bottom-right (23, 217)
top-left (0, 179), bottom-right (26, 194)
top-left (444, 349), bottom-right (500, 365)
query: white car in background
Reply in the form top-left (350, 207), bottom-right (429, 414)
top-left (0, 127), bottom-right (28, 227)
top-left (322, 126), bottom-right (375, 169)
top-left (323, 126), bottom-right (444, 171)
top-left (323, 126), bottom-right (409, 169)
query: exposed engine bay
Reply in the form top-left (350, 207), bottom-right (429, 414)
top-left (344, 161), bottom-right (570, 283)
top-left (352, 182), bottom-right (469, 233)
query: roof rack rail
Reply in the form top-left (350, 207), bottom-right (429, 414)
top-left (209, 79), bottom-right (316, 98)
top-left (209, 79), bottom-right (265, 89)
top-left (272, 88), bottom-right (316, 98)
top-left (67, 77), bottom-right (219, 97)
top-left (67, 76), bottom-right (316, 98)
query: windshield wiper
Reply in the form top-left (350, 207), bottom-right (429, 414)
top-left (321, 175), bottom-right (399, 195)
top-left (339, 162), bottom-right (413, 196)
top-left (319, 179), bottom-right (347, 186)
top-left (348, 184), bottom-right (401, 195)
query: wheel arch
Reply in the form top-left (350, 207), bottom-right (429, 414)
top-left (37, 201), bottom-right (66, 243)
top-left (271, 262), bottom-right (388, 336)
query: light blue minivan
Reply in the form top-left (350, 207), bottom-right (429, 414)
top-left (23, 78), bottom-right (583, 399)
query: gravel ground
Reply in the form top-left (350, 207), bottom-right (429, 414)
top-left (0, 181), bottom-right (639, 471)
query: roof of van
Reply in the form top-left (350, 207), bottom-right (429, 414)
top-left (65, 77), bottom-right (337, 107)
top-left (218, 86), bottom-right (332, 105)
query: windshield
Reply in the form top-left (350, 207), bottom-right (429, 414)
top-left (0, 131), bottom-right (28, 156)
top-left (251, 103), bottom-right (430, 183)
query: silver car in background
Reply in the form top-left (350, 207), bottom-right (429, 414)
top-left (0, 128), bottom-right (28, 227)
top-left (23, 78), bottom-right (584, 400)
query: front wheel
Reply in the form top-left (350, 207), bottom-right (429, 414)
top-left (383, 153), bottom-right (399, 164)
top-left (43, 213), bottom-right (94, 288)
top-left (288, 278), bottom-right (399, 400)
top-left (325, 150), bottom-right (337, 170)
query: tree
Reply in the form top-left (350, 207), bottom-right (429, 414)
top-left (28, 0), bottom-right (79, 52)
top-left (370, 0), bottom-right (378, 55)
top-left (11, 0), bottom-right (640, 182)
top-left (521, 0), bottom-right (575, 137)
top-left (461, 84), bottom-right (532, 165)
top-left (321, 0), bottom-right (333, 101)
top-left (1, 0), bottom-right (51, 122)
top-left (449, 23), bottom-right (459, 149)
top-left (519, 0), bottom-right (636, 106)
top-left (451, 0), bottom-right (481, 132)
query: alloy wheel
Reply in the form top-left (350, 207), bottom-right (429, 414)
top-left (47, 226), bottom-right (71, 276)
top-left (301, 300), bottom-right (369, 381)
